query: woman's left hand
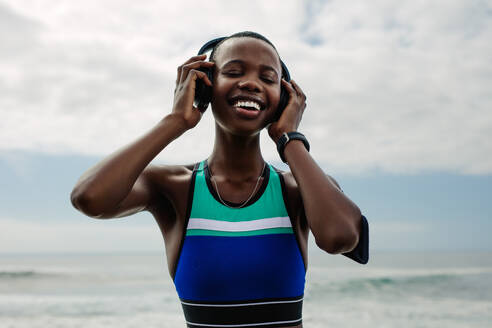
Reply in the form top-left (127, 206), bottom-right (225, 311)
top-left (268, 79), bottom-right (307, 142)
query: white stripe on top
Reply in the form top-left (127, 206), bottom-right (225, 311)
top-left (187, 217), bottom-right (292, 232)
top-left (180, 297), bottom-right (303, 307)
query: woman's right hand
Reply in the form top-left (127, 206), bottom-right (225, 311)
top-left (171, 54), bottom-right (214, 130)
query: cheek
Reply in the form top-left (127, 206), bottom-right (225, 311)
top-left (269, 84), bottom-right (282, 107)
top-left (210, 79), bottom-right (234, 114)
top-left (211, 76), bottom-right (231, 99)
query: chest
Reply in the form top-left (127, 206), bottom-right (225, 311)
top-left (174, 162), bottom-right (306, 299)
top-left (153, 164), bottom-right (309, 281)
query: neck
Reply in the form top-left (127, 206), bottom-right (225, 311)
top-left (207, 125), bottom-right (266, 183)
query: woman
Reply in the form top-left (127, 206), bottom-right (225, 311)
top-left (71, 31), bottom-right (369, 328)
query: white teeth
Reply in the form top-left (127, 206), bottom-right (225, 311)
top-left (233, 100), bottom-right (261, 111)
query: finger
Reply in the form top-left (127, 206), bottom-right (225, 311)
top-left (281, 78), bottom-right (296, 95)
top-left (177, 54), bottom-right (207, 84)
top-left (180, 61), bottom-right (214, 84)
top-left (186, 69), bottom-right (213, 87)
top-left (182, 54), bottom-right (207, 65)
top-left (176, 65), bottom-right (183, 85)
top-left (181, 60), bottom-right (215, 81)
top-left (289, 79), bottom-right (300, 93)
top-left (290, 80), bottom-right (307, 101)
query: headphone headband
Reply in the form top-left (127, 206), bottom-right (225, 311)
top-left (197, 37), bottom-right (226, 56)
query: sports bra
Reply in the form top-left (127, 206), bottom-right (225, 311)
top-left (173, 159), bottom-right (306, 328)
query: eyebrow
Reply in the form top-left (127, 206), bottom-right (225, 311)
top-left (221, 59), bottom-right (279, 77)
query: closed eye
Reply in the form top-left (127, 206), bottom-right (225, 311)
top-left (262, 77), bottom-right (275, 84)
top-left (224, 71), bottom-right (242, 76)
top-left (223, 71), bottom-right (276, 84)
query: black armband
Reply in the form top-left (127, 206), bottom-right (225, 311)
top-left (342, 215), bottom-right (369, 264)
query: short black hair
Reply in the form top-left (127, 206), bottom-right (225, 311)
top-left (209, 31), bottom-right (280, 63)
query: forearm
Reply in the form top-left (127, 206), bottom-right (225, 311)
top-left (283, 140), bottom-right (362, 253)
top-left (70, 114), bottom-right (187, 213)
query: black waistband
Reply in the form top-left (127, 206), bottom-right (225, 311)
top-left (180, 295), bottom-right (303, 328)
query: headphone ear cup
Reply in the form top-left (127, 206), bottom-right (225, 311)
top-left (193, 67), bottom-right (213, 111)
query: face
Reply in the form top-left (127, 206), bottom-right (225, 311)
top-left (210, 37), bottom-right (282, 136)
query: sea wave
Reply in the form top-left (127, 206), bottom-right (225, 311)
top-left (307, 267), bottom-right (492, 300)
top-left (341, 272), bottom-right (456, 289)
top-left (0, 270), bottom-right (65, 280)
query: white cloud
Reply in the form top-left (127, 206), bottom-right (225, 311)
top-left (1, 0), bottom-right (491, 174)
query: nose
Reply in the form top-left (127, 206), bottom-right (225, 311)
top-left (237, 78), bottom-right (261, 92)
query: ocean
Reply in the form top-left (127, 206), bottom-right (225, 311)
top-left (1, 250), bottom-right (491, 327)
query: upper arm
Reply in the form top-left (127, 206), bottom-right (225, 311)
top-left (96, 165), bottom-right (164, 219)
top-left (324, 175), bottom-right (369, 263)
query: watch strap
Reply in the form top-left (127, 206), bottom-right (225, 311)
top-left (276, 132), bottom-right (310, 163)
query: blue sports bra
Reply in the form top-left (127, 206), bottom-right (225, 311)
top-left (173, 159), bottom-right (306, 327)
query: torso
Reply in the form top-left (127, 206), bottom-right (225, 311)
top-left (146, 161), bottom-right (309, 328)
top-left (147, 162), bottom-right (309, 278)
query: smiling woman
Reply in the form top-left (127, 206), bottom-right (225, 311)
top-left (70, 31), bottom-right (369, 328)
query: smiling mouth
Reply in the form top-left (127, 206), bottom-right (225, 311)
top-left (228, 96), bottom-right (266, 111)
top-left (232, 100), bottom-right (261, 111)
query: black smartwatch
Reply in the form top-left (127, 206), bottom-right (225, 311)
top-left (276, 132), bottom-right (310, 163)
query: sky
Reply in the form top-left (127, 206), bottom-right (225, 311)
top-left (1, 0), bottom-right (491, 255)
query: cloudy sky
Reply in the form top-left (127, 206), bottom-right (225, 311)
top-left (1, 0), bottom-right (491, 255)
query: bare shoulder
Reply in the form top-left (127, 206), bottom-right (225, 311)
top-left (273, 168), bottom-right (298, 191)
top-left (132, 162), bottom-right (198, 223)
top-left (271, 167), bottom-right (302, 209)
top-left (144, 162), bottom-right (196, 194)
top-left (145, 162), bottom-right (195, 178)
top-left (272, 167), bottom-right (342, 196)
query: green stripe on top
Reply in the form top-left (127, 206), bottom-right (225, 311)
top-left (189, 161), bottom-right (290, 223)
top-left (186, 227), bottom-right (294, 237)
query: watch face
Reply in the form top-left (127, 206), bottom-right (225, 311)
top-left (277, 132), bottom-right (309, 163)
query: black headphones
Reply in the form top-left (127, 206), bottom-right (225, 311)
top-left (193, 37), bottom-right (291, 122)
